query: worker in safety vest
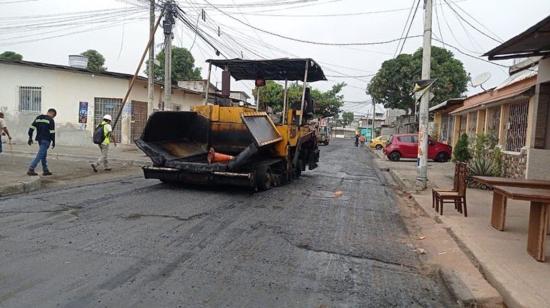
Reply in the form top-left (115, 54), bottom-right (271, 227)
top-left (91, 114), bottom-right (116, 172)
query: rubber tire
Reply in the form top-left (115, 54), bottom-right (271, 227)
top-left (375, 144), bottom-right (383, 150)
top-left (256, 165), bottom-right (273, 191)
top-left (389, 151), bottom-right (401, 161)
top-left (435, 152), bottom-right (450, 163)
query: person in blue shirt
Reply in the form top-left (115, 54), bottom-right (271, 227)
top-left (27, 108), bottom-right (56, 176)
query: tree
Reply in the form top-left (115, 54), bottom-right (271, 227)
top-left (367, 46), bottom-right (468, 114)
top-left (81, 49), bottom-right (106, 72)
top-left (147, 47), bottom-right (201, 84)
top-left (253, 81), bottom-right (346, 117)
top-left (0, 51), bottom-right (23, 61)
top-left (341, 112), bottom-right (354, 128)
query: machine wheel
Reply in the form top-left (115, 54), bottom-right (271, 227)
top-left (435, 152), bottom-right (450, 162)
top-left (389, 151), bottom-right (401, 161)
top-left (256, 165), bottom-right (273, 191)
top-left (375, 144), bottom-right (383, 150)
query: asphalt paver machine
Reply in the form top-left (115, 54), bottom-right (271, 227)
top-left (136, 58), bottom-right (327, 190)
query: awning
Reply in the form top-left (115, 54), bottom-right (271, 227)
top-left (451, 77), bottom-right (536, 115)
top-left (484, 15), bottom-right (550, 60)
top-left (206, 58), bottom-right (327, 82)
top-left (429, 98), bottom-right (465, 113)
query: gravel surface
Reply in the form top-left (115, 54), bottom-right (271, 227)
top-left (0, 139), bottom-right (455, 307)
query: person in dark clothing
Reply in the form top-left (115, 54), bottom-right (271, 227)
top-left (354, 133), bottom-right (359, 147)
top-left (27, 108), bottom-right (56, 176)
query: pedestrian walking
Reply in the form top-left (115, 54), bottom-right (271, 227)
top-left (27, 108), bottom-right (56, 176)
top-left (0, 112), bottom-right (12, 154)
top-left (91, 114), bottom-right (116, 172)
top-left (354, 133), bottom-right (359, 147)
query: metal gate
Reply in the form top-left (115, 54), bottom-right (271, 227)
top-left (506, 102), bottom-right (529, 152)
top-left (131, 101), bottom-right (148, 143)
top-left (94, 97), bottom-right (122, 142)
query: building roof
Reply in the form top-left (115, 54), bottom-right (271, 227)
top-left (0, 59), bottom-right (205, 96)
top-left (451, 75), bottom-right (537, 115)
top-left (429, 98), bottom-right (465, 113)
top-left (206, 58), bottom-right (327, 82)
top-left (484, 15), bottom-right (550, 60)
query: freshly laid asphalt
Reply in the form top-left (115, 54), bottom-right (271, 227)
top-left (0, 139), bottom-right (455, 307)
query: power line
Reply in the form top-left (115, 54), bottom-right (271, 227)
top-left (450, 0), bottom-right (503, 41)
top-left (442, 0), bottom-right (502, 44)
top-left (432, 37), bottom-right (509, 68)
top-left (202, 0), bottom-right (423, 46)
top-left (394, 0), bottom-right (417, 57)
top-left (396, 0), bottom-right (421, 56)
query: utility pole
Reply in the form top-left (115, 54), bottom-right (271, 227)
top-left (371, 99), bottom-right (376, 140)
top-left (163, 0), bottom-right (176, 107)
top-left (147, 0), bottom-right (155, 112)
top-left (416, 0), bottom-right (433, 190)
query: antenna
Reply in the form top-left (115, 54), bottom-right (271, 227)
top-left (471, 72), bottom-right (491, 91)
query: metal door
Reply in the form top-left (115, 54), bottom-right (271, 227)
top-left (131, 101), bottom-right (148, 142)
top-left (94, 97), bottom-right (122, 142)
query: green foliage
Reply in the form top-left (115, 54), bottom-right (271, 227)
top-left (81, 49), bottom-right (106, 72)
top-left (367, 46), bottom-right (469, 114)
top-left (341, 112), bottom-right (354, 128)
top-left (147, 47), bottom-right (201, 84)
top-left (0, 51), bottom-right (23, 61)
top-left (453, 133), bottom-right (471, 162)
top-left (253, 81), bottom-right (345, 117)
top-left (468, 133), bottom-right (502, 177)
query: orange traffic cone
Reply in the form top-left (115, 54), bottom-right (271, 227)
top-left (207, 147), bottom-right (234, 164)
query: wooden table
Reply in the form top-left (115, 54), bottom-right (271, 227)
top-left (492, 186), bottom-right (550, 262)
top-left (472, 176), bottom-right (550, 231)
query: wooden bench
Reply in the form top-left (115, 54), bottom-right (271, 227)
top-left (492, 186), bottom-right (550, 262)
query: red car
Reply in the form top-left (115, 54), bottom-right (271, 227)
top-left (383, 134), bottom-right (452, 162)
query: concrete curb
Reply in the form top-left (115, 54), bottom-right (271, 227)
top-left (0, 176), bottom-right (41, 197)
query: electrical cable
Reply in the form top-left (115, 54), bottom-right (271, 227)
top-left (443, 0), bottom-right (502, 43)
top-left (201, 0), bottom-right (423, 47)
top-left (396, 0), bottom-right (421, 56)
top-left (394, 0), bottom-right (418, 57)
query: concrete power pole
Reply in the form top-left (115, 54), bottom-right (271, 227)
top-left (163, 0), bottom-right (175, 108)
top-left (147, 0), bottom-right (155, 111)
top-left (371, 100), bottom-right (376, 140)
top-left (416, 0), bottom-right (433, 190)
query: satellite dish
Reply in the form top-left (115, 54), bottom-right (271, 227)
top-left (471, 72), bottom-right (491, 89)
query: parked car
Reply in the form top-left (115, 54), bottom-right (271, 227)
top-left (369, 135), bottom-right (389, 150)
top-left (383, 133), bottom-right (452, 162)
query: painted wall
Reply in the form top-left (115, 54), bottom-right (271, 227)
top-left (0, 63), bottom-right (204, 145)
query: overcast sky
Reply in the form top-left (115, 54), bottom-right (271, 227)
top-left (1, 0), bottom-right (549, 115)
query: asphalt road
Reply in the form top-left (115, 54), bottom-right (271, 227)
top-left (0, 139), bottom-right (455, 307)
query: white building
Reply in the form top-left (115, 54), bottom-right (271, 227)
top-left (0, 59), bottom-right (207, 145)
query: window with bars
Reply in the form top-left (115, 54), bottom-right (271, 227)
top-left (506, 102), bottom-right (529, 152)
top-left (487, 106), bottom-right (500, 135)
top-left (459, 115), bottom-right (467, 135)
top-left (19, 86), bottom-right (41, 112)
top-left (468, 112), bottom-right (477, 134)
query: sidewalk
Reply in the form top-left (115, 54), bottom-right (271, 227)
top-left (371, 148), bottom-right (550, 308)
top-left (0, 142), bottom-right (149, 196)
top-left (6, 142), bottom-right (150, 165)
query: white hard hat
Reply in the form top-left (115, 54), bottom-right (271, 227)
top-left (103, 114), bottom-right (112, 121)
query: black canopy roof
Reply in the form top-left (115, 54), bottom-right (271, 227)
top-left (484, 15), bottom-right (550, 60)
top-left (206, 58), bottom-right (327, 82)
